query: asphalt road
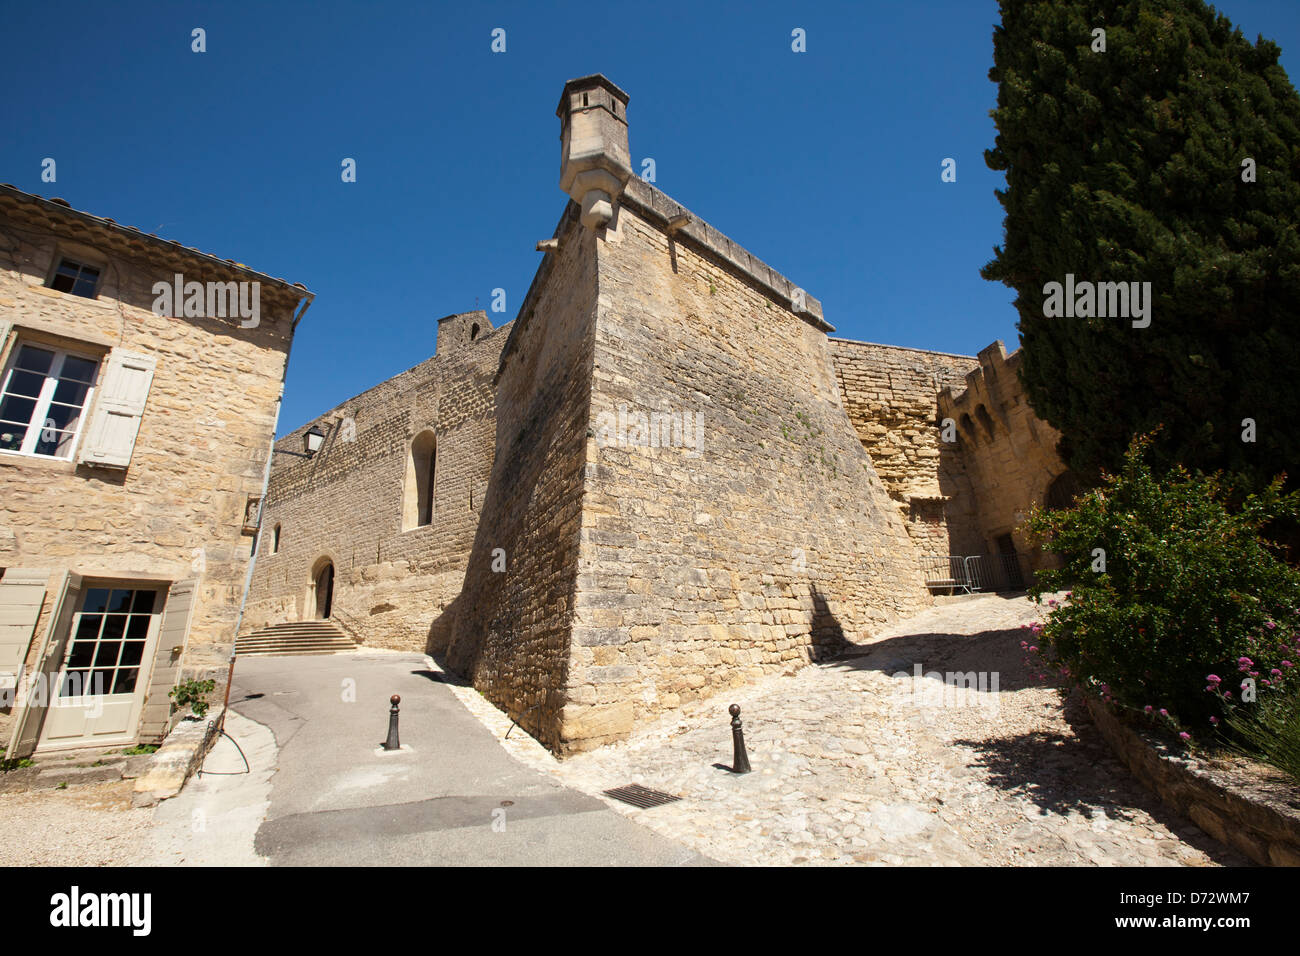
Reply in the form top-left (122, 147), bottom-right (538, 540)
top-left (224, 652), bottom-right (712, 866)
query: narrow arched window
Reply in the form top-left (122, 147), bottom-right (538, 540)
top-left (273, 524), bottom-right (281, 553)
top-left (421, 441), bottom-right (436, 525)
top-left (403, 430), bottom-right (437, 530)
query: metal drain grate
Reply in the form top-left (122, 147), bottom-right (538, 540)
top-left (603, 783), bottom-right (682, 809)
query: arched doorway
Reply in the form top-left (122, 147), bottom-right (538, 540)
top-left (312, 562), bottom-right (334, 619)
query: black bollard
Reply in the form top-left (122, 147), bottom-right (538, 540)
top-left (729, 703), bottom-right (751, 774)
top-left (383, 694), bottom-right (401, 750)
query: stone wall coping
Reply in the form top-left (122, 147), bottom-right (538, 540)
top-left (828, 337), bottom-right (978, 361)
top-left (1085, 695), bottom-right (1300, 866)
top-left (621, 178), bottom-right (833, 332)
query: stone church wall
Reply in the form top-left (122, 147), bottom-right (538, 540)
top-left (243, 311), bottom-right (504, 650)
top-left (439, 203), bottom-right (599, 750)
top-left (547, 186), bottom-right (933, 752)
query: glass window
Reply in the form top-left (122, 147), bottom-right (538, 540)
top-left (0, 343), bottom-right (100, 460)
top-left (59, 587), bottom-right (159, 698)
top-left (48, 258), bottom-right (101, 298)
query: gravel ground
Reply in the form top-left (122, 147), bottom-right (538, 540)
top-left (0, 779), bottom-right (153, 866)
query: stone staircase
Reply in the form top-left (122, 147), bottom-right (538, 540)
top-left (235, 620), bottom-right (357, 657)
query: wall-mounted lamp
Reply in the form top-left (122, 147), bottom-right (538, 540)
top-left (275, 424), bottom-right (327, 459)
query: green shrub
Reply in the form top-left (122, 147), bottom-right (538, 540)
top-left (169, 678), bottom-right (216, 719)
top-left (1026, 435), bottom-right (1300, 736)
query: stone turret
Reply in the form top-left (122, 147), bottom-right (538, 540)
top-left (557, 74), bottom-right (632, 230)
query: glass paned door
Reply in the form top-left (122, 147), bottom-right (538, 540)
top-left (39, 585), bottom-right (161, 748)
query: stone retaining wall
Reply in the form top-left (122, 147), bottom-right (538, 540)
top-left (1085, 695), bottom-right (1300, 866)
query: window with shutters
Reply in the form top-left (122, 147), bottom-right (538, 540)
top-left (0, 342), bottom-right (100, 459)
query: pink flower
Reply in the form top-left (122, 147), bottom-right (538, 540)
top-left (1209, 716), bottom-right (1219, 725)
top-left (1159, 708), bottom-right (1169, 717)
top-left (1144, 705), bottom-right (1154, 713)
top-left (1179, 732), bottom-right (1191, 741)
top-left (1266, 621), bottom-right (1277, 630)
top-left (1206, 674), bottom-right (1222, 684)
top-left (1271, 669), bottom-right (1282, 677)
top-left (1029, 646), bottom-right (1038, 653)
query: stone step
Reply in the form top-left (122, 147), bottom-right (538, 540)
top-left (235, 619), bottom-right (356, 656)
top-left (236, 643), bottom-right (354, 652)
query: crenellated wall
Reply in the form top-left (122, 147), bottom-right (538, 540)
top-left (938, 342), bottom-right (1070, 574)
top-left (829, 339), bottom-right (985, 557)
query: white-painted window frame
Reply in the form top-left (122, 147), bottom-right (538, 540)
top-left (0, 340), bottom-right (101, 461)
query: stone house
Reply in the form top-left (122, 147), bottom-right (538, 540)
top-left (0, 185), bottom-right (311, 755)
top-left (242, 74), bottom-right (1070, 755)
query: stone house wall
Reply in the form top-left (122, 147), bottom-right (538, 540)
top-left (0, 191), bottom-right (304, 747)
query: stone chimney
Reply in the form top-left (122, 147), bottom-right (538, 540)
top-left (557, 74), bottom-right (632, 230)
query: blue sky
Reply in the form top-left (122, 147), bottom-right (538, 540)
top-left (4, 0), bottom-right (1299, 433)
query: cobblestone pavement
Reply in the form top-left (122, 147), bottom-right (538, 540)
top-left (447, 592), bottom-right (1250, 866)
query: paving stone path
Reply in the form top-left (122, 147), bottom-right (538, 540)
top-left (450, 592), bottom-right (1250, 866)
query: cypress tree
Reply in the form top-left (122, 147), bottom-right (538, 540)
top-left (982, 0), bottom-right (1300, 489)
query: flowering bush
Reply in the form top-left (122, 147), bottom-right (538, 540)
top-left (1206, 626), bottom-right (1300, 780)
top-left (1025, 436), bottom-right (1300, 738)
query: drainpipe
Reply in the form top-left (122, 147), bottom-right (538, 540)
top-left (231, 290), bottom-right (314, 653)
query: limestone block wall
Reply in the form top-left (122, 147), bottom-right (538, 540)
top-left (0, 196), bottom-right (301, 738)
top-left (440, 204), bottom-right (597, 748)
top-left (243, 311), bottom-right (504, 650)
top-left (549, 190), bottom-right (932, 752)
top-left (829, 339), bottom-right (984, 557)
top-left (938, 342), bottom-right (1069, 573)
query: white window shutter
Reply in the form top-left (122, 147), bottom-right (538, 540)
top-left (0, 568), bottom-right (50, 685)
top-left (0, 322), bottom-right (13, 359)
top-left (6, 571), bottom-right (81, 759)
top-left (79, 349), bottom-right (156, 469)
